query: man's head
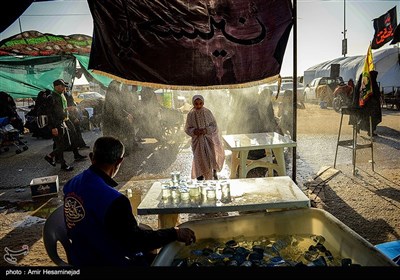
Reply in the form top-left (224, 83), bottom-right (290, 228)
top-left (90, 137), bottom-right (125, 178)
top-left (53, 79), bottom-right (69, 93)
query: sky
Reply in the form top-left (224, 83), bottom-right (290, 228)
top-left (0, 0), bottom-right (399, 78)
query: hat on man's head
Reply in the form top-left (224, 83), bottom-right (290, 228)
top-left (53, 79), bottom-right (69, 87)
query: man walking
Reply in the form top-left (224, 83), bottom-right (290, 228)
top-left (44, 79), bottom-right (87, 171)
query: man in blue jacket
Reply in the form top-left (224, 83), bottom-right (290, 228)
top-left (63, 136), bottom-right (196, 266)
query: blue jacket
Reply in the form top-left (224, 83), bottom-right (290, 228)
top-left (63, 166), bottom-right (177, 266)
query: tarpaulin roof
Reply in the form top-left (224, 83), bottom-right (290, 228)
top-left (87, 0), bottom-right (293, 90)
top-left (304, 47), bottom-right (400, 89)
top-left (0, 55), bottom-right (76, 99)
top-left (0, 53), bottom-right (114, 99)
top-left (0, 30), bottom-right (113, 98)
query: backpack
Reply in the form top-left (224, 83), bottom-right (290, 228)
top-left (35, 90), bottom-right (52, 128)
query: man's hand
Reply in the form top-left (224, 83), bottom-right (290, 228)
top-left (175, 227), bottom-right (196, 246)
top-left (51, 128), bottom-right (58, 137)
top-left (194, 128), bottom-right (206, 136)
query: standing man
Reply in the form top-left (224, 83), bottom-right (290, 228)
top-left (63, 136), bottom-right (196, 266)
top-left (44, 79), bottom-right (87, 171)
top-left (63, 85), bottom-right (90, 149)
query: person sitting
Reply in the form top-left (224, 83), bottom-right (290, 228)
top-left (63, 136), bottom-right (196, 266)
top-left (0, 91), bottom-right (24, 133)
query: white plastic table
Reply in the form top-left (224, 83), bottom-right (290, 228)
top-left (137, 176), bottom-right (310, 228)
top-left (222, 132), bottom-right (297, 179)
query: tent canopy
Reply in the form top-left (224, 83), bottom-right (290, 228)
top-left (0, 30), bottom-right (113, 98)
top-left (0, 54), bottom-right (114, 99)
top-left (304, 47), bottom-right (400, 89)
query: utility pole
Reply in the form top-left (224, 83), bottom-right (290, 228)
top-left (342, 0), bottom-right (347, 57)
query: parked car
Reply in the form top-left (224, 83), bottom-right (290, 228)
top-left (280, 81), bottom-right (305, 105)
top-left (262, 81), bottom-right (305, 108)
top-left (74, 91), bottom-right (105, 104)
top-left (303, 77), bottom-right (344, 105)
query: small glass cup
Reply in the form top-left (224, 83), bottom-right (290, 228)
top-left (170, 186), bottom-right (180, 199)
top-left (234, 139), bottom-right (240, 147)
top-left (206, 187), bottom-right (216, 200)
top-left (171, 171), bottom-right (181, 183)
top-left (180, 188), bottom-right (190, 201)
top-left (200, 183), bottom-right (208, 198)
top-left (189, 184), bottom-right (200, 198)
top-left (161, 185), bottom-right (171, 199)
top-left (220, 181), bottom-right (231, 202)
top-left (172, 196), bottom-right (180, 205)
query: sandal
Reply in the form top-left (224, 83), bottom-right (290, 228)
top-left (44, 155), bottom-right (56, 167)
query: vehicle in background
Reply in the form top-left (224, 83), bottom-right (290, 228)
top-left (74, 91), bottom-right (105, 104)
top-left (382, 86), bottom-right (400, 110)
top-left (332, 82), bottom-right (354, 113)
top-left (303, 70), bottom-right (316, 88)
top-left (264, 81), bottom-right (305, 107)
top-left (280, 81), bottom-right (305, 105)
top-left (303, 76), bottom-right (344, 106)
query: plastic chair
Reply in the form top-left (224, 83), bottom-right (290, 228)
top-left (42, 205), bottom-right (72, 266)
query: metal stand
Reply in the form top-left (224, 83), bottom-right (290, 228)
top-left (334, 107), bottom-right (374, 175)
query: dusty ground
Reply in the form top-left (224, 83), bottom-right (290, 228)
top-left (0, 103), bottom-right (399, 267)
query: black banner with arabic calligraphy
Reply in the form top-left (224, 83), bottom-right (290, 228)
top-left (87, 0), bottom-right (293, 89)
top-left (371, 6), bottom-right (397, 50)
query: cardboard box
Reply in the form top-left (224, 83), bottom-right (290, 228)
top-left (30, 175), bottom-right (59, 199)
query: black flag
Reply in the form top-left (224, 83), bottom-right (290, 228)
top-left (371, 6), bottom-right (397, 49)
top-left (390, 23), bottom-right (400, 45)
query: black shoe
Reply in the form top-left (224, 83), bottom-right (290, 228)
top-left (367, 131), bottom-right (378, 137)
top-left (78, 145), bottom-right (90, 150)
top-left (44, 155), bottom-right (56, 167)
top-left (74, 154), bottom-right (88, 161)
top-left (61, 164), bottom-right (74, 171)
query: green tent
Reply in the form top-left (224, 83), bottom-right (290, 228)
top-left (74, 54), bottom-right (113, 90)
top-left (0, 54), bottom-right (115, 99)
top-left (0, 55), bottom-right (76, 98)
top-left (0, 31), bottom-right (113, 99)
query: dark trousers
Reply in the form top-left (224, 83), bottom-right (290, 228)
top-left (50, 120), bottom-right (80, 164)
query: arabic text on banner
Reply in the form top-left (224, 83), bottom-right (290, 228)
top-left (371, 6), bottom-right (397, 50)
top-left (87, 0), bottom-right (293, 89)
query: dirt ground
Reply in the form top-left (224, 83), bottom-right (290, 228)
top-left (0, 103), bottom-right (399, 267)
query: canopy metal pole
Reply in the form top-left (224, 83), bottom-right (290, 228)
top-left (292, 0), bottom-right (298, 183)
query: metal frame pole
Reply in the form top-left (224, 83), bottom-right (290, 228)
top-left (292, 0), bottom-right (298, 183)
